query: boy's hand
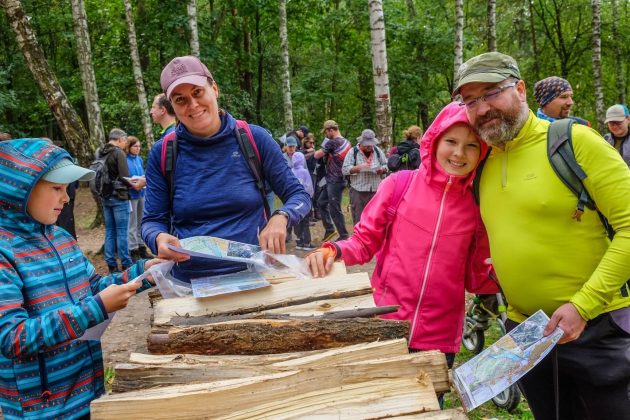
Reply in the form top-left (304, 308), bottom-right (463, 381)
top-left (156, 233), bottom-right (190, 263)
top-left (98, 282), bottom-right (142, 313)
top-left (304, 247), bottom-right (335, 278)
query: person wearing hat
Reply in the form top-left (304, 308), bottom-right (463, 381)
top-left (533, 76), bottom-right (591, 127)
top-left (98, 127), bottom-right (134, 273)
top-left (604, 104), bottom-right (630, 167)
top-left (314, 120), bottom-right (352, 242)
top-left (0, 139), bottom-right (163, 419)
top-left (342, 129), bottom-right (388, 224)
top-left (142, 55), bottom-right (310, 282)
top-left (455, 52), bottom-right (630, 418)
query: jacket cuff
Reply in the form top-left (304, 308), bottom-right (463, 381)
top-left (322, 242), bottom-right (342, 260)
top-left (93, 295), bottom-right (109, 320)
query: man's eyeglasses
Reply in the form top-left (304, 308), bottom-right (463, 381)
top-left (608, 120), bottom-right (627, 127)
top-left (458, 82), bottom-right (517, 110)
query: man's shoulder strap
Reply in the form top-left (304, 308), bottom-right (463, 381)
top-left (547, 119), bottom-right (615, 239)
top-left (235, 120), bottom-right (270, 220)
top-left (472, 149), bottom-right (491, 205)
top-left (352, 145), bottom-right (359, 165)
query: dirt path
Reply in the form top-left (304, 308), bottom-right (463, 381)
top-left (74, 187), bottom-right (376, 367)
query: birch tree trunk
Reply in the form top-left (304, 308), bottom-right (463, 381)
top-left (70, 0), bottom-right (104, 152)
top-left (1, 0), bottom-right (93, 165)
top-left (187, 0), bottom-right (200, 57)
top-left (454, 0), bottom-right (464, 81)
top-left (278, 0), bottom-right (293, 131)
top-left (487, 0), bottom-right (496, 52)
top-left (611, 0), bottom-right (626, 104)
top-left (590, 0), bottom-right (605, 131)
top-left (123, 0), bottom-right (154, 146)
top-left (368, 0), bottom-right (392, 149)
top-left (528, 0), bottom-right (540, 81)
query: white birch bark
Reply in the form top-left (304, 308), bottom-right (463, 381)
top-left (487, 0), bottom-right (496, 52)
top-left (278, 0), bottom-right (293, 131)
top-left (70, 0), bottom-right (104, 151)
top-left (187, 0), bottom-right (200, 57)
top-left (590, 0), bottom-right (605, 131)
top-left (368, 0), bottom-right (392, 149)
top-left (123, 0), bottom-right (154, 146)
top-left (454, 0), bottom-right (464, 80)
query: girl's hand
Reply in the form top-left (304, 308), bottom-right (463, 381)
top-left (98, 281), bottom-right (142, 312)
top-left (156, 233), bottom-right (190, 263)
top-left (304, 247), bottom-right (335, 278)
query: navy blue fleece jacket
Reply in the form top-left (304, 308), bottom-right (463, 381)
top-left (142, 112), bottom-right (310, 281)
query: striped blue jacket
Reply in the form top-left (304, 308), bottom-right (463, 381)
top-left (0, 139), bottom-right (152, 419)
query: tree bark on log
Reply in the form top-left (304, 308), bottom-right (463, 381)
top-left (168, 305), bottom-right (399, 326)
top-left (148, 318), bottom-right (409, 355)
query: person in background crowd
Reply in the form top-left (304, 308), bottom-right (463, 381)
top-left (291, 151), bottom-right (315, 250)
top-left (534, 76), bottom-right (591, 126)
top-left (300, 133), bottom-right (318, 221)
top-left (100, 128), bottom-right (133, 273)
top-left (603, 104), bottom-right (630, 167)
top-left (387, 125), bottom-right (422, 172)
top-left (455, 51), bottom-right (630, 419)
top-left (125, 135), bottom-right (150, 261)
top-left (150, 93), bottom-right (177, 140)
top-left (0, 139), bottom-right (163, 419)
top-left (283, 135), bottom-right (298, 168)
top-left (305, 104), bottom-right (497, 408)
top-left (0, 132), bottom-right (12, 141)
top-left (342, 129), bottom-right (388, 225)
top-left (314, 120), bottom-right (352, 242)
top-left (142, 55), bottom-right (310, 282)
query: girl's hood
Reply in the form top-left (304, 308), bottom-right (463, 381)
top-left (420, 102), bottom-right (489, 188)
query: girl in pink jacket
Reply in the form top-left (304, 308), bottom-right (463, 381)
top-left (306, 102), bottom-right (498, 359)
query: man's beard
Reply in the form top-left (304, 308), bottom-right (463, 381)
top-left (474, 103), bottom-right (529, 149)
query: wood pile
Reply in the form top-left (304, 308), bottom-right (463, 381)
top-left (91, 263), bottom-right (465, 419)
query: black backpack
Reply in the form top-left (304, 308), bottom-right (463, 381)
top-left (88, 149), bottom-right (113, 199)
top-left (387, 143), bottom-right (420, 172)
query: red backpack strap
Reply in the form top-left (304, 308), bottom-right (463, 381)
top-left (160, 131), bottom-right (177, 177)
top-left (386, 170), bottom-right (413, 218)
top-left (235, 120), bottom-right (260, 161)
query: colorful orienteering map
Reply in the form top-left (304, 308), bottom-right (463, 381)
top-left (168, 236), bottom-right (262, 263)
top-left (453, 310), bottom-right (563, 412)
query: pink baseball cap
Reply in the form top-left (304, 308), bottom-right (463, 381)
top-left (160, 56), bottom-right (213, 98)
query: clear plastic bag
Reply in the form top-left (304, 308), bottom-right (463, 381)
top-left (145, 261), bottom-right (193, 298)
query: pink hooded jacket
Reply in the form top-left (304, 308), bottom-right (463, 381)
top-left (333, 103), bottom-right (498, 352)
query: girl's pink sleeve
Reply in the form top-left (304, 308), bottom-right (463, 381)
top-left (335, 176), bottom-right (398, 266)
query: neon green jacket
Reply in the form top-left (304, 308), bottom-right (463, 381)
top-left (480, 111), bottom-right (630, 322)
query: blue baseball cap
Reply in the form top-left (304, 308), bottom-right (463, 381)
top-left (42, 158), bottom-right (95, 184)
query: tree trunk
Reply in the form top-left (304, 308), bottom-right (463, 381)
top-left (590, 0), bottom-right (605, 131)
top-left (122, 0), bottom-right (154, 147)
top-left (406, 0), bottom-right (416, 18)
top-left (255, 8), bottom-right (264, 124)
top-left (528, 0), bottom-right (540, 80)
top-left (148, 318), bottom-right (410, 355)
top-left (487, 0), bottom-right (496, 51)
top-left (69, 0), bottom-right (104, 152)
top-left (454, 0), bottom-right (464, 81)
top-left (611, 0), bottom-right (626, 104)
top-left (1, 0), bottom-right (92, 165)
top-left (278, 0), bottom-right (293, 131)
top-left (187, 0), bottom-right (200, 57)
top-left (368, 0), bottom-right (393, 150)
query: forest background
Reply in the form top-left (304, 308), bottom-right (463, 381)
top-left (1, 0), bottom-right (629, 165)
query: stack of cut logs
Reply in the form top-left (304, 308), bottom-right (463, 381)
top-left (91, 263), bottom-right (466, 419)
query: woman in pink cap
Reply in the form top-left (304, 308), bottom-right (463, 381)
top-left (142, 56), bottom-right (311, 282)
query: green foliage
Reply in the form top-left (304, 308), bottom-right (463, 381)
top-left (1, 0), bottom-right (628, 150)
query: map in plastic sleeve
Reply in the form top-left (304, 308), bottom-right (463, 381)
top-left (453, 310), bottom-right (563, 412)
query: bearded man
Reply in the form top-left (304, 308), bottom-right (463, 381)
top-left (454, 52), bottom-right (630, 419)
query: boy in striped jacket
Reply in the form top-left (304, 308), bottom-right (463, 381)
top-left (0, 139), bottom-right (162, 419)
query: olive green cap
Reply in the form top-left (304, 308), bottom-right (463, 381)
top-left (453, 52), bottom-right (521, 95)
